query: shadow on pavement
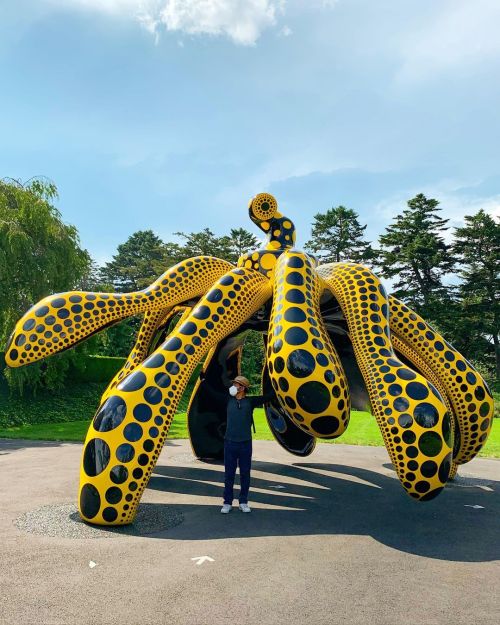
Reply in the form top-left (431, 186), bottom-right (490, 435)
top-left (137, 459), bottom-right (500, 563)
top-left (0, 438), bottom-right (77, 455)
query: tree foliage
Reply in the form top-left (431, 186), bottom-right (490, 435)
top-left (377, 194), bottom-right (455, 321)
top-left (99, 230), bottom-right (168, 292)
top-left (0, 178), bottom-right (91, 394)
top-left (452, 210), bottom-right (500, 378)
top-left (305, 206), bottom-right (376, 265)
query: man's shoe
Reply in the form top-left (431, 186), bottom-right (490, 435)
top-left (239, 503), bottom-right (251, 513)
top-left (221, 504), bottom-right (232, 514)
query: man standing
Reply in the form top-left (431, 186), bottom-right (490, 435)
top-left (199, 373), bottom-right (273, 513)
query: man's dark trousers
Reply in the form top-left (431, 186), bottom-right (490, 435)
top-left (223, 439), bottom-right (252, 505)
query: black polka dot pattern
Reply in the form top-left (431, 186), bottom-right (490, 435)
top-left (317, 261), bottom-right (454, 500)
top-left (76, 264), bottom-right (272, 525)
top-left (268, 251), bottom-right (350, 438)
top-left (388, 296), bottom-right (494, 465)
top-left (5, 256), bottom-right (234, 369)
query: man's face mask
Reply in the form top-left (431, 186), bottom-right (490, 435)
top-left (229, 385), bottom-right (238, 396)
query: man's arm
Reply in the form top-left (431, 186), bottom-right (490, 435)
top-left (250, 390), bottom-right (275, 408)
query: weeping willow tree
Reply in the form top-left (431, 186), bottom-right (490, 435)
top-left (0, 177), bottom-right (91, 393)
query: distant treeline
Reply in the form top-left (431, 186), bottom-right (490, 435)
top-left (1, 177), bottom-right (498, 396)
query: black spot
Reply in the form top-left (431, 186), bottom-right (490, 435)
top-left (143, 353), bottom-right (165, 368)
top-left (220, 275), bottom-right (234, 285)
top-left (110, 465), bottom-right (128, 484)
top-left (102, 507), bottom-right (118, 522)
top-left (83, 438), bottom-right (110, 477)
top-left (418, 432), bottom-right (443, 457)
top-left (9, 349), bottom-right (18, 361)
top-left (154, 372), bottom-right (171, 388)
top-left (415, 481), bottom-right (430, 494)
top-left (80, 483), bottom-right (101, 519)
top-left (164, 337), bottom-right (182, 351)
top-left (393, 397), bottom-right (409, 412)
top-left (105, 487), bottom-right (122, 504)
top-left (402, 431), bottom-right (416, 444)
top-left (116, 443), bottom-right (135, 463)
top-left (35, 305), bottom-right (49, 317)
top-left (274, 357), bottom-right (285, 373)
top-left (57, 308), bottom-right (70, 319)
top-left (93, 396), bottom-right (127, 432)
top-left (118, 370), bottom-right (147, 392)
top-left (23, 318), bottom-right (36, 331)
top-left (388, 384), bottom-right (402, 396)
top-left (284, 327), bottom-right (308, 345)
top-left (297, 381), bottom-right (330, 414)
top-left (286, 272), bottom-right (304, 286)
top-left (143, 439), bottom-right (154, 452)
top-left (442, 413), bottom-right (452, 446)
top-left (279, 377), bottom-right (289, 392)
top-left (396, 368), bottom-right (417, 381)
top-left (474, 386), bottom-right (486, 401)
top-left (194, 306), bottom-right (210, 319)
top-left (287, 256), bottom-right (304, 268)
top-left (406, 382), bottom-right (429, 400)
top-left (124, 423), bottom-right (143, 442)
top-left (206, 288), bottom-right (223, 303)
top-left (138, 453), bottom-right (149, 466)
top-left (311, 416), bottom-right (340, 435)
top-left (284, 307), bottom-right (306, 323)
top-left (285, 289), bottom-right (305, 304)
top-left (287, 349), bottom-right (315, 378)
top-left (166, 362), bottom-right (180, 375)
top-left (420, 460), bottom-right (438, 478)
top-left (414, 403), bottom-right (439, 428)
top-left (179, 322), bottom-right (197, 335)
top-left (479, 401), bottom-right (490, 417)
top-left (133, 403), bottom-right (152, 422)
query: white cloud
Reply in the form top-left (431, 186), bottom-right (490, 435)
top-left (46, 0), bottom-right (285, 45)
top-left (395, 0), bottom-right (500, 83)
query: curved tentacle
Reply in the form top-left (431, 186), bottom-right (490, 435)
top-left (100, 306), bottom-right (188, 404)
top-left (5, 256), bottom-right (234, 367)
top-left (79, 266), bottom-right (272, 525)
top-left (317, 262), bottom-right (453, 501)
top-left (389, 296), bottom-right (494, 464)
top-left (267, 250), bottom-right (350, 438)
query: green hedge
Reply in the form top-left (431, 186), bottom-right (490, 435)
top-left (69, 354), bottom-right (127, 383)
top-left (0, 357), bottom-right (203, 428)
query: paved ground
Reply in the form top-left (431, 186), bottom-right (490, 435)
top-left (0, 438), bottom-right (499, 625)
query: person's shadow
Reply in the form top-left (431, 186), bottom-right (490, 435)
top-left (132, 457), bottom-right (500, 563)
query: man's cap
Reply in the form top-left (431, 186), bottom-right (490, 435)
top-left (232, 375), bottom-right (250, 388)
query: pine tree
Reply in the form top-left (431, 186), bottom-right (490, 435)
top-left (453, 210), bottom-right (500, 379)
top-left (99, 230), bottom-right (167, 292)
top-left (305, 206), bottom-right (376, 265)
top-left (378, 193), bottom-right (455, 319)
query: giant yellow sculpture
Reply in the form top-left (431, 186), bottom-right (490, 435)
top-left (5, 194), bottom-right (494, 525)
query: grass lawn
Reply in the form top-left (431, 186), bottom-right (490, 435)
top-left (1, 408), bottom-right (498, 458)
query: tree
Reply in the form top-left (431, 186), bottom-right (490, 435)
top-left (453, 210), bottom-right (500, 379)
top-left (225, 228), bottom-right (260, 263)
top-left (377, 194), bottom-right (455, 320)
top-left (0, 177), bottom-right (91, 394)
top-left (174, 227), bottom-right (234, 262)
top-left (0, 177), bottom-right (91, 342)
top-left (305, 206), bottom-right (376, 265)
top-left (99, 230), bottom-right (167, 292)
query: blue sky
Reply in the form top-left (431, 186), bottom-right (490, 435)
top-left (1, 0), bottom-right (499, 264)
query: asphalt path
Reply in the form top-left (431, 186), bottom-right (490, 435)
top-left (0, 438), bottom-right (499, 625)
